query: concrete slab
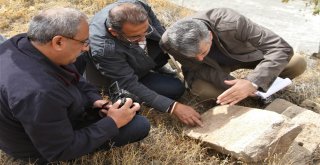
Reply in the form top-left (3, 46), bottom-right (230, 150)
top-left (168, 0), bottom-right (320, 54)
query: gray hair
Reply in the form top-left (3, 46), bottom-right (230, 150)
top-left (107, 3), bottom-right (148, 31)
top-left (166, 19), bottom-right (211, 57)
top-left (27, 7), bottom-right (88, 44)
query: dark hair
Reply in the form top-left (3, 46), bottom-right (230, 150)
top-left (107, 3), bottom-right (148, 31)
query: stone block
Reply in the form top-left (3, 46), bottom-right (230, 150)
top-left (300, 99), bottom-right (320, 114)
top-left (282, 105), bottom-right (307, 118)
top-left (185, 105), bottom-right (301, 163)
top-left (291, 110), bottom-right (320, 127)
top-left (280, 125), bottom-right (320, 165)
top-left (280, 110), bottom-right (320, 165)
top-left (265, 98), bottom-right (295, 114)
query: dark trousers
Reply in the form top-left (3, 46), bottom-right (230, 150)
top-left (74, 52), bottom-right (185, 100)
top-left (140, 72), bottom-right (185, 100)
top-left (77, 112), bottom-right (150, 149)
top-left (105, 115), bottom-right (150, 147)
top-left (4, 114), bottom-right (150, 165)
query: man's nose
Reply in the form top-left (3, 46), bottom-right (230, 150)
top-left (196, 55), bottom-right (204, 61)
top-left (81, 45), bottom-right (90, 52)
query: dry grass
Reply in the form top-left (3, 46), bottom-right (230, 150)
top-left (1, 0), bottom-right (319, 164)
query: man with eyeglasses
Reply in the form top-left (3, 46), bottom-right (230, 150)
top-left (86, 0), bottom-right (203, 127)
top-left (160, 8), bottom-right (306, 106)
top-left (0, 7), bottom-right (150, 164)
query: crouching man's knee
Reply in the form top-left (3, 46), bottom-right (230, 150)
top-left (280, 54), bottom-right (307, 79)
top-left (190, 79), bottom-right (224, 101)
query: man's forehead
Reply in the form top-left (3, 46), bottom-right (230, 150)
top-left (75, 19), bottom-right (89, 39)
top-left (121, 20), bottom-right (149, 35)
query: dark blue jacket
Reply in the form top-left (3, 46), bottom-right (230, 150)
top-left (0, 34), bottom-right (119, 162)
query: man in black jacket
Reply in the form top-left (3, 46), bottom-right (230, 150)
top-left (0, 7), bottom-right (150, 164)
top-left (86, 0), bottom-right (203, 126)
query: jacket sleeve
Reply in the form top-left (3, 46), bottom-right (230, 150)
top-left (234, 12), bottom-right (293, 91)
top-left (91, 40), bottom-right (174, 112)
top-left (12, 90), bottom-right (119, 162)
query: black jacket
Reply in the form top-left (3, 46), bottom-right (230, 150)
top-left (87, 0), bottom-right (174, 112)
top-left (0, 34), bottom-right (119, 162)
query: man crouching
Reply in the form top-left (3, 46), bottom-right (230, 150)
top-left (0, 7), bottom-right (150, 164)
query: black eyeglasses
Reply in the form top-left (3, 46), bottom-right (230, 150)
top-left (63, 36), bottom-right (90, 47)
top-left (118, 24), bottom-right (154, 43)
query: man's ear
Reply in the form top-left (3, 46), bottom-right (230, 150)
top-left (108, 28), bottom-right (118, 37)
top-left (51, 36), bottom-right (64, 51)
top-left (209, 31), bottom-right (213, 40)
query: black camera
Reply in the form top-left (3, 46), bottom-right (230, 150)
top-left (89, 81), bottom-right (140, 118)
top-left (108, 81), bottom-right (140, 106)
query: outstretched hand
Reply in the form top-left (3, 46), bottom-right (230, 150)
top-left (216, 79), bottom-right (257, 105)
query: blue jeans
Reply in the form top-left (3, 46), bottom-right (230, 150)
top-left (140, 72), bottom-right (185, 100)
top-left (111, 115), bottom-right (150, 147)
top-left (76, 112), bottom-right (150, 148)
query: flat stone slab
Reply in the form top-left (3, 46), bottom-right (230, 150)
top-left (185, 105), bottom-right (301, 162)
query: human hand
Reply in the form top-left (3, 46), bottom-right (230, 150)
top-left (93, 99), bottom-right (110, 109)
top-left (100, 98), bottom-right (140, 128)
top-left (216, 79), bottom-right (257, 105)
top-left (172, 103), bottom-right (203, 127)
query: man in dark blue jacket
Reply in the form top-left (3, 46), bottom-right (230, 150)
top-left (86, 0), bottom-right (203, 127)
top-left (0, 7), bottom-right (150, 164)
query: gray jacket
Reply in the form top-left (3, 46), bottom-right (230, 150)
top-left (88, 0), bottom-right (173, 112)
top-left (161, 8), bottom-right (293, 92)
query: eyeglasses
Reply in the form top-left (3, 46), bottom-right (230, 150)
top-left (63, 36), bottom-right (90, 47)
top-left (118, 24), bottom-right (154, 43)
